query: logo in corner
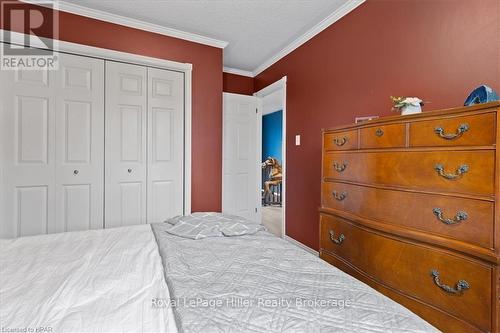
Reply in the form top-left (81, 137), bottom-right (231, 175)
top-left (1, 0), bottom-right (59, 70)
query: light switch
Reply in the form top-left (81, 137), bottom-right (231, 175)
top-left (295, 135), bottom-right (301, 146)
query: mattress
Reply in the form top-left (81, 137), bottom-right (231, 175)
top-left (152, 222), bottom-right (440, 333)
top-left (0, 225), bottom-right (178, 333)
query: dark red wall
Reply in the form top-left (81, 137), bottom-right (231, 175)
top-left (223, 72), bottom-right (254, 95)
top-left (1, 0), bottom-right (223, 212)
top-left (254, 0), bottom-right (500, 250)
top-left (4, 0), bottom-right (500, 248)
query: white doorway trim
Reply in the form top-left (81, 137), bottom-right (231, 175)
top-left (254, 76), bottom-right (287, 238)
top-left (0, 30), bottom-right (193, 214)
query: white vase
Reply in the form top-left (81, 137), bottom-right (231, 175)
top-left (401, 104), bottom-right (422, 115)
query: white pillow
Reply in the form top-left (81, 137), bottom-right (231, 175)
top-left (164, 212), bottom-right (264, 239)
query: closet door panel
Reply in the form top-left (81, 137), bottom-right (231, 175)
top-left (0, 68), bottom-right (56, 238)
top-left (118, 182), bottom-right (144, 226)
top-left (55, 53), bottom-right (105, 232)
top-left (147, 68), bottom-right (184, 222)
top-left (15, 186), bottom-right (49, 236)
top-left (105, 61), bottom-right (147, 228)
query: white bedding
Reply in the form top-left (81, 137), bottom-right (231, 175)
top-left (152, 222), bottom-right (439, 333)
top-left (0, 225), bottom-right (177, 333)
top-left (0, 217), bottom-right (440, 333)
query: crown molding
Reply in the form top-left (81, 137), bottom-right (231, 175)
top-left (252, 0), bottom-right (365, 76)
top-left (223, 67), bottom-right (253, 77)
top-left (20, 0), bottom-right (228, 49)
top-left (19, 0), bottom-right (364, 75)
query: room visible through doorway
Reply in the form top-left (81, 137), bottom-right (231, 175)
top-left (257, 78), bottom-right (286, 237)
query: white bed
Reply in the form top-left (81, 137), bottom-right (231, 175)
top-left (0, 225), bottom-right (177, 333)
top-left (0, 214), bottom-right (439, 333)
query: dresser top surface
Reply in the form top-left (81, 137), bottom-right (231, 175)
top-left (323, 101), bottom-right (500, 133)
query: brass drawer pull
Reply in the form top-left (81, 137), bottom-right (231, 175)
top-left (430, 270), bottom-right (470, 295)
top-left (332, 191), bottom-right (347, 201)
top-left (375, 128), bottom-right (384, 137)
top-left (333, 136), bottom-right (348, 146)
top-left (333, 162), bottom-right (347, 172)
top-left (434, 164), bottom-right (469, 180)
top-left (434, 123), bottom-right (469, 140)
top-left (432, 208), bottom-right (468, 225)
top-left (329, 230), bottom-right (345, 245)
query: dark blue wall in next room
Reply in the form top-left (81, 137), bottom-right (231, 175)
top-left (262, 110), bottom-right (283, 163)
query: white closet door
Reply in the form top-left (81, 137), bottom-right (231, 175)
top-left (0, 53), bottom-right (105, 238)
top-left (55, 53), bottom-right (104, 232)
top-left (105, 61), bottom-right (147, 227)
top-left (147, 68), bottom-right (184, 222)
top-left (0, 67), bottom-right (57, 238)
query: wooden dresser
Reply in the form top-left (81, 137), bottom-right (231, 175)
top-left (319, 102), bottom-right (500, 333)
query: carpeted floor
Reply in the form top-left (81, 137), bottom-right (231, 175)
top-left (262, 206), bottom-right (282, 237)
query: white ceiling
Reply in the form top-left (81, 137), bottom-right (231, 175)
top-left (60, 0), bottom-right (360, 75)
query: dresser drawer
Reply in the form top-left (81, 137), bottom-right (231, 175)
top-left (321, 182), bottom-right (494, 249)
top-left (320, 214), bottom-right (492, 332)
top-left (410, 113), bottom-right (496, 147)
top-left (359, 124), bottom-right (406, 149)
top-left (324, 130), bottom-right (357, 151)
top-left (323, 150), bottom-right (495, 196)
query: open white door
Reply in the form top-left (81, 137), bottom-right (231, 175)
top-left (222, 93), bottom-right (261, 222)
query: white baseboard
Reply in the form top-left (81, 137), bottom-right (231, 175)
top-left (284, 235), bottom-right (319, 256)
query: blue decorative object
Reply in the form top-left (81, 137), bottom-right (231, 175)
top-left (464, 85), bottom-right (499, 106)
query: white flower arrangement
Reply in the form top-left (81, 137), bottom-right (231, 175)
top-left (390, 96), bottom-right (424, 111)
